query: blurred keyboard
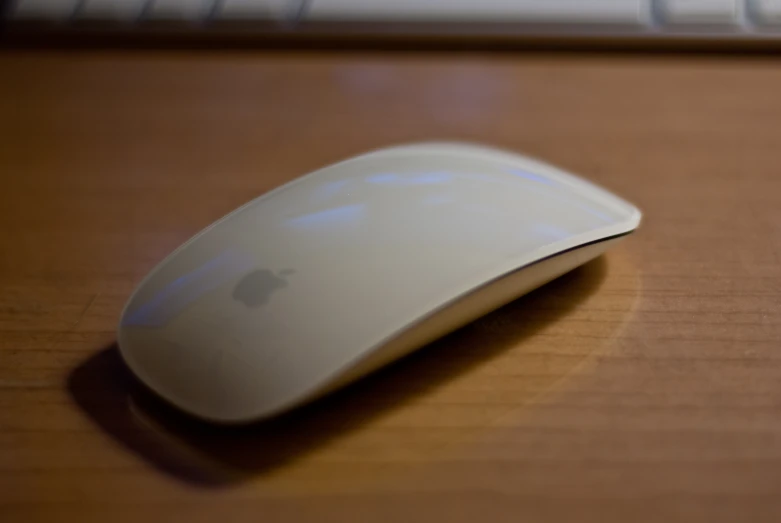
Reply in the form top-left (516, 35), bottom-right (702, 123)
top-left (5, 0), bottom-right (781, 47)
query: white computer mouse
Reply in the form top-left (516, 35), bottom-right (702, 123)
top-left (118, 142), bottom-right (641, 424)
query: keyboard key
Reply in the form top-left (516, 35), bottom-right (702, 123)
top-left (77, 0), bottom-right (147, 21)
top-left (305, 0), bottom-right (652, 26)
top-left (218, 0), bottom-right (295, 20)
top-left (147, 0), bottom-right (215, 21)
top-left (751, 0), bottom-right (781, 25)
top-left (11, 0), bottom-right (79, 20)
top-left (658, 0), bottom-right (739, 25)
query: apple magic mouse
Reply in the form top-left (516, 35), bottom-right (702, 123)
top-left (118, 142), bottom-right (641, 423)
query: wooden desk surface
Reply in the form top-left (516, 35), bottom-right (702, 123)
top-left (2, 50), bottom-right (781, 523)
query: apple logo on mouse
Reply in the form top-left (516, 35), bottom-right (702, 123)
top-left (233, 269), bottom-right (294, 308)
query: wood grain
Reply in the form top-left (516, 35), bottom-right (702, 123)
top-left (1, 50), bottom-right (781, 523)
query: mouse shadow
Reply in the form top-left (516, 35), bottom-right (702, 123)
top-left (68, 256), bottom-right (608, 488)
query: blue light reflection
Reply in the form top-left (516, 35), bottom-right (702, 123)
top-left (366, 172), bottom-right (452, 186)
top-left (312, 179), bottom-right (350, 200)
top-left (123, 250), bottom-right (254, 327)
top-left (287, 204), bottom-right (365, 228)
top-left (508, 168), bottom-right (554, 185)
top-left (532, 223), bottom-right (573, 241)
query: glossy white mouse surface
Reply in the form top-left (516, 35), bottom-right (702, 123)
top-left (118, 142), bottom-right (641, 423)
